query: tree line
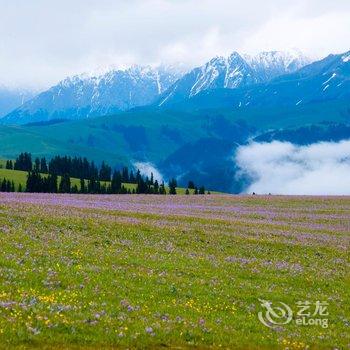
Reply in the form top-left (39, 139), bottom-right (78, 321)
top-left (1, 153), bottom-right (208, 195)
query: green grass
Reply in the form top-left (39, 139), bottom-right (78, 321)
top-left (0, 194), bottom-right (348, 349)
top-left (0, 168), bottom-right (27, 190)
top-left (0, 168), bottom-right (83, 191)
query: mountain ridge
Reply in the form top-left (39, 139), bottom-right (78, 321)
top-left (158, 50), bottom-right (310, 107)
top-left (2, 50), bottom-right (310, 125)
top-left (2, 65), bottom-right (183, 125)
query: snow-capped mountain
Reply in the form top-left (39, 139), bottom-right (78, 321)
top-left (1, 50), bottom-right (311, 124)
top-left (0, 86), bottom-right (35, 118)
top-left (244, 50), bottom-right (310, 81)
top-left (158, 50), bottom-right (310, 107)
top-left (2, 65), bottom-right (183, 124)
top-left (168, 50), bottom-right (350, 111)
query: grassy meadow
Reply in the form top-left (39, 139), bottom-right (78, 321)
top-left (0, 193), bottom-right (348, 349)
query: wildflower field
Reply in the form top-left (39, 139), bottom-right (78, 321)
top-left (0, 193), bottom-right (349, 349)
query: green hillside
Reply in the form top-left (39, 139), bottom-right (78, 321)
top-left (0, 98), bottom-right (348, 192)
top-left (0, 168), bottom-right (86, 191)
top-left (0, 166), bottom-right (207, 194)
top-left (0, 99), bottom-right (349, 166)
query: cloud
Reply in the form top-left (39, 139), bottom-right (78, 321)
top-left (236, 140), bottom-right (350, 195)
top-left (133, 162), bottom-right (164, 183)
top-left (0, 0), bottom-right (349, 88)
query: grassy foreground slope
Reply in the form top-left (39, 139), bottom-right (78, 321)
top-left (0, 193), bottom-right (348, 349)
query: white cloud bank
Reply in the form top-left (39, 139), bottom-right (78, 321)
top-left (236, 140), bottom-right (350, 195)
top-left (133, 162), bottom-right (164, 183)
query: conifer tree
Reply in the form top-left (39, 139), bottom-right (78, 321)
top-left (111, 171), bottom-right (122, 194)
top-left (129, 170), bottom-right (135, 183)
top-left (188, 181), bottom-right (195, 189)
top-left (5, 160), bottom-right (13, 170)
top-left (47, 174), bottom-right (58, 193)
top-left (1, 178), bottom-right (6, 192)
top-left (71, 185), bottom-right (79, 193)
top-left (14, 153), bottom-right (32, 171)
top-left (122, 167), bottom-right (129, 183)
top-left (59, 174), bottom-right (71, 193)
top-left (34, 158), bottom-right (41, 172)
top-left (169, 178), bottom-right (177, 195)
top-left (159, 182), bottom-right (166, 195)
top-left (80, 178), bottom-right (86, 194)
top-left (153, 180), bottom-right (159, 194)
top-left (40, 158), bottom-right (48, 173)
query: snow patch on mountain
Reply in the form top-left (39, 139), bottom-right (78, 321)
top-left (342, 53), bottom-right (350, 63)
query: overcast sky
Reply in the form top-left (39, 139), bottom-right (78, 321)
top-left (1, 0), bottom-right (350, 89)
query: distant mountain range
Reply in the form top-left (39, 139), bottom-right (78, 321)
top-left (2, 50), bottom-right (350, 127)
top-left (1, 66), bottom-right (182, 124)
top-left (1, 50), bottom-right (310, 125)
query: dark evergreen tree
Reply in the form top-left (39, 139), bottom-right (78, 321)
top-left (129, 170), bottom-right (135, 183)
top-left (71, 185), bottom-right (79, 193)
top-left (59, 174), bottom-right (71, 193)
top-left (153, 180), bottom-right (159, 194)
top-left (122, 167), bottom-right (129, 183)
top-left (5, 160), bottom-right (13, 170)
top-left (120, 185), bottom-right (128, 194)
top-left (34, 158), bottom-right (41, 172)
top-left (80, 178), bottom-right (86, 194)
top-left (40, 158), bottom-right (48, 173)
top-left (159, 182), bottom-right (166, 195)
top-left (99, 161), bottom-right (111, 181)
top-left (188, 181), bottom-right (195, 189)
top-left (199, 186), bottom-right (205, 195)
top-left (136, 176), bottom-right (148, 194)
top-left (111, 171), bottom-right (122, 194)
top-left (1, 178), bottom-right (6, 192)
top-left (14, 153), bottom-right (32, 171)
top-left (47, 174), bottom-right (58, 193)
top-left (169, 178), bottom-right (177, 195)
top-left (26, 171), bottom-right (43, 193)
top-left (185, 188), bottom-right (190, 195)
